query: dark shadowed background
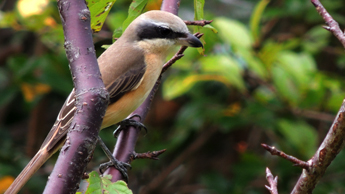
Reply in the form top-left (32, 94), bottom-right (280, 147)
top-left (1, 0), bottom-right (345, 193)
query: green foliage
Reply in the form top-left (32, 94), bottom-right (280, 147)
top-left (78, 171), bottom-right (132, 194)
top-left (277, 119), bottom-right (317, 157)
top-left (87, 0), bottom-right (117, 33)
top-left (250, 0), bottom-right (270, 43)
top-left (122, 0), bottom-right (148, 31)
top-left (2, 0), bottom-right (345, 193)
top-left (213, 17), bottom-right (253, 49)
top-left (194, 0), bottom-right (205, 21)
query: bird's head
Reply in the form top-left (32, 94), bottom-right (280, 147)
top-left (122, 10), bottom-right (203, 54)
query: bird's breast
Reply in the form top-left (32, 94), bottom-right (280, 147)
top-left (101, 53), bottom-right (164, 129)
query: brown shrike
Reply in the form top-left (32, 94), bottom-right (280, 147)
top-left (5, 10), bottom-right (202, 194)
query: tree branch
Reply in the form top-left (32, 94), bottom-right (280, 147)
top-left (43, 0), bottom-right (108, 193)
top-left (261, 144), bottom-right (310, 170)
top-left (311, 0), bottom-right (345, 48)
top-left (290, 100), bottom-right (345, 193)
top-left (161, 0), bottom-right (181, 15)
top-left (262, 2), bottom-right (345, 193)
top-left (131, 149), bottom-right (167, 161)
top-left (265, 168), bottom-right (278, 194)
top-left (184, 20), bottom-right (213, 26)
top-left (287, 1), bottom-right (345, 193)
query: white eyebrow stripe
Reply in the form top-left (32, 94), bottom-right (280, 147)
top-left (149, 21), bottom-right (170, 29)
top-left (141, 16), bottom-right (169, 27)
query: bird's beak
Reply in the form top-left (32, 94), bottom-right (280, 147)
top-left (177, 33), bottom-right (203, 48)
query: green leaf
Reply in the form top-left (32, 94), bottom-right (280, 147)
top-left (162, 56), bottom-right (245, 100)
top-left (300, 72), bottom-right (327, 109)
top-left (254, 86), bottom-right (275, 103)
top-left (326, 91), bottom-right (345, 112)
top-left (122, 0), bottom-right (148, 31)
top-left (323, 78), bottom-right (345, 112)
top-left (203, 24), bottom-right (218, 33)
top-left (83, 171), bottom-right (133, 194)
top-left (213, 17), bottom-right (253, 49)
top-left (163, 73), bottom-right (200, 100)
top-left (101, 44), bottom-right (111, 49)
top-left (106, 11), bottom-right (127, 39)
top-left (85, 171), bottom-right (102, 193)
top-left (250, 0), bottom-right (270, 42)
top-left (163, 54), bottom-right (244, 101)
top-left (276, 51), bottom-right (316, 92)
top-left (87, 0), bottom-right (116, 33)
top-left (277, 119), bottom-right (317, 157)
top-left (193, 0), bottom-right (206, 55)
top-left (104, 180), bottom-right (133, 194)
top-left (302, 25), bottom-right (331, 54)
top-left (271, 65), bottom-right (300, 104)
top-left (0, 11), bottom-right (17, 28)
top-left (194, 0), bottom-right (205, 20)
top-left (236, 47), bottom-right (267, 79)
top-left (200, 55), bottom-right (246, 92)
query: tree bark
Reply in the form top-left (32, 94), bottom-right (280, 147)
top-left (43, 0), bottom-right (108, 193)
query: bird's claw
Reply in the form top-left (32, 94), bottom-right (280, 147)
top-left (99, 159), bottom-right (131, 182)
top-left (97, 135), bottom-right (131, 182)
top-left (113, 114), bottom-right (147, 138)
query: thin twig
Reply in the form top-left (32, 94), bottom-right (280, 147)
top-left (261, 144), bottom-right (310, 170)
top-left (131, 149), bottom-right (167, 161)
top-left (184, 20), bottom-right (213, 26)
top-left (265, 168), bottom-right (279, 194)
top-left (311, 0), bottom-right (345, 47)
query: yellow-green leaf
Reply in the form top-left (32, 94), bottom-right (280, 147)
top-left (87, 0), bottom-right (116, 33)
top-left (122, 0), bottom-right (148, 31)
top-left (83, 171), bottom-right (133, 194)
top-left (213, 17), bottom-right (253, 49)
top-left (250, 0), bottom-right (270, 42)
top-left (200, 55), bottom-right (246, 92)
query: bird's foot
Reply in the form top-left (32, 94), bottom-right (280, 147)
top-left (99, 160), bottom-right (131, 181)
top-left (113, 114), bottom-right (147, 138)
top-left (97, 136), bottom-right (131, 182)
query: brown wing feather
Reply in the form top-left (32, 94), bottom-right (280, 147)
top-left (40, 40), bottom-right (146, 152)
top-left (107, 64), bottom-right (146, 104)
top-left (41, 62), bottom-right (146, 152)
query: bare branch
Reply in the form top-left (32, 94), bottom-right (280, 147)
top-left (261, 144), bottom-right (310, 170)
top-left (131, 149), bottom-right (167, 161)
top-left (287, 1), bottom-right (345, 193)
top-left (291, 100), bottom-right (345, 193)
top-left (311, 0), bottom-right (345, 47)
top-left (265, 168), bottom-right (278, 194)
top-left (184, 20), bottom-right (213, 26)
top-left (161, 0), bottom-right (181, 15)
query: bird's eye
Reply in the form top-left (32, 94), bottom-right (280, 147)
top-left (158, 26), bottom-right (171, 37)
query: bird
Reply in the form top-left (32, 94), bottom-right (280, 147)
top-left (5, 10), bottom-right (203, 194)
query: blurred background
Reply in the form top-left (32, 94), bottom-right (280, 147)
top-left (1, 0), bottom-right (345, 193)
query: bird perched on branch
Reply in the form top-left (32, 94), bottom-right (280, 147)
top-left (5, 10), bottom-right (202, 194)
